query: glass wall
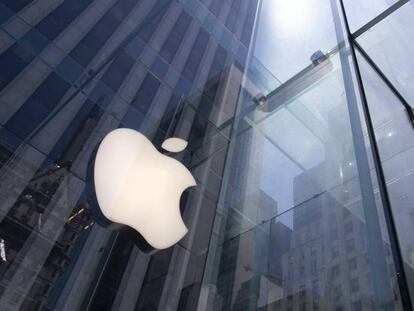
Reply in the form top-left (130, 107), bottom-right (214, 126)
top-left (199, 0), bottom-right (414, 310)
top-left (355, 1), bottom-right (414, 304)
top-left (0, 0), bottom-right (413, 310)
top-left (199, 48), bottom-right (403, 311)
top-left (0, 0), bottom-right (248, 309)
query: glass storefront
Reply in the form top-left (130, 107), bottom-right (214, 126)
top-left (0, 0), bottom-right (413, 310)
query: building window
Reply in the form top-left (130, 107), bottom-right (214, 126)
top-left (348, 257), bottom-right (357, 271)
top-left (344, 221), bottom-right (353, 234)
top-left (334, 285), bottom-right (342, 299)
top-left (182, 29), bottom-right (209, 81)
top-left (241, 0), bottom-right (257, 46)
top-left (300, 284), bottom-right (306, 300)
top-left (159, 11), bottom-right (192, 63)
top-left (353, 300), bottom-right (362, 311)
top-left (311, 260), bottom-right (317, 274)
top-left (310, 246), bottom-right (317, 257)
top-left (346, 239), bottom-right (355, 253)
top-left (330, 229), bottom-right (338, 241)
top-left (297, 264), bottom-right (304, 277)
top-left (350, 278), bottom-right (360, 293)
top-left (206, 45), bottom-right (227, 82)
top-left (159, 94), bottom-right (181, 131)
top-left (288, 263), bottom-right (293, 280)
top-left (132, 73), bottom-right (161, 114)
top-left (329, 213), bottom-right (337, 225)
top-left (102, 52), bottom-right (135, 91)
top-left (332, 264), bottom-right (341, 278)
top-left (313, 296), bottom-right (319, 310)
top-left (225, 0), bottom-right (241, 32)
top-left (343, 208), bottom-right (351, 218)
top-left (312, 280), bottom-right (319, 294)
top-left (331, 244), bottom-right (339, 259)
top-left (139, 3), bottom-right (170, 42)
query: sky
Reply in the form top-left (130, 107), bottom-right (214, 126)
top-left (253, 0), bottom-right (398, 83)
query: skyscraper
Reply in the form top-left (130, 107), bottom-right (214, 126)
top-left (1, 0), bottom-right (414, 310)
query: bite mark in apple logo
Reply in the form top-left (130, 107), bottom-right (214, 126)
top-left (93, 128), bottom-right (196, 249)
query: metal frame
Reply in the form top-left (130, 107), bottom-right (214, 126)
top-left (335, 0), bottom-right (413, 309)
top-left (350, 0), bottom-right (414, 125)
top-left (352, 0), bottom-right (410, 39)
top-left (353, 41), bottom-right (414, 125)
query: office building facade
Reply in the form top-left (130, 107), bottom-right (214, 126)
top-left (1, 0), bottom-right (414, 310)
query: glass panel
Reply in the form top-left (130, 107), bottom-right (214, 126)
top-left (200, 48), bottom-right (403, 310)
top-left (357, 2), bottom-right (414, 105)
top-left (255, 0), bottom-right (337, 82)
top-left (242, 56), bottom-right (360, 219)
top-left (0, 0), bottom-right (413, 309)
top-left (343, 0), bottom-right (400, 31)
top-left (358, 50), bottom-right (414, 304)
top-left (210, 193), bottom-right (400, 310)
top-left (0, 1), bottom-right (248, 309)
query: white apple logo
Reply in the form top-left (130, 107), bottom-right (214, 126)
top-left (93, 128), bottom-right (196, 249)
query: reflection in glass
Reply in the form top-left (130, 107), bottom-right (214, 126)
top-left (0, 0), bottom-right (413, 310)
top-left (358, 50), bottom-right (414, 305)
top-left (357, 2), bottom-right (414, 105)
top-left (200, 51), bottom-right (403, 310)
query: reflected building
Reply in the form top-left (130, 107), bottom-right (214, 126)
top-left (1, 0), bottom-right (414, 310)
top-left (281, 170), bottom-right (402, 311)
top-left (0, 0), bottom-right (260, 310)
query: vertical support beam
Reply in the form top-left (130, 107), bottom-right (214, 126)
top-left (330, 0), bottom-right (393, 310)
top-left (331, 0), bottom-right (413, 309)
